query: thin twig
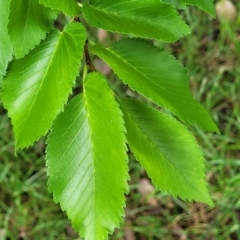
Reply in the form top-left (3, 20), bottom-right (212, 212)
top-left (84, 40), bottom-right (97, 72)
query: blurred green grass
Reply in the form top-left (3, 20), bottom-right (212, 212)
top-left (1, 2), bottom-right (240, 239)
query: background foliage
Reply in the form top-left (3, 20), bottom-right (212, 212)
top-left (1, 0), bottom-right (240, 239)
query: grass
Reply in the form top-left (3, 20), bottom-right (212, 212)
top-left (1, 2), bottom-right (240, 239)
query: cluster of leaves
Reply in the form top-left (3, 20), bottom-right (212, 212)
top-left (0, 0), bottom-right (218, 239)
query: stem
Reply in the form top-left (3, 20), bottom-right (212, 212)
top-left (83, 63), bottom-right (88, 81)
top-left (84, 40), bottom-right (97, 72)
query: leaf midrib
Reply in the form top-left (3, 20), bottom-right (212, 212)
top-left (19, 0), bottom-right (32, 56)
top-left (104, 46), bottom-right (182, 110)
top-left (86, 3), bottom-right (187, 40)
top-left (17, 31), bottom-right (62, 145)
top-left (83, 89), bottom-right (97, 236)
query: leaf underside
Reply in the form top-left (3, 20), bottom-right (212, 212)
top-left (0, 1), bottom-right (12, 79)
top-left (8, 0), bottom-right (57, 59)
top-left (119, 98), bottom-right (213, 206)
top-left (83, 0), bottom-right (191, 42)
top-left (40, 0), bottom-right (80, 15)
top-left (46, 72), bottom-right (129, 239)
top-left (90, 38), bottom-right (219, 132)
top-left (162, 0), bottom-right (215, 16)
top-left (1, 22), bottom-right (86, 148)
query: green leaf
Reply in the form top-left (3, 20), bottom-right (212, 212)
top-left (90, 39), bottom-right (219, 132)
top-left (8, 0), bottom-right (57, 59)
top-left (1, 22), bottom-right (86, 148)
top-left (119, 98), bottom-right (213, 206)
top-left (0, 0), bottom-right (13, 79)
top-left (46, 72), bottom-right (128, 239)
top-left (39, 0), bottom-right (80, 16)
top-left (83, 0), bottom-right (190, 42)
top-left (162, 0), bottom-right (215, 16)
top-left (162, 0), bottom-right (185, 8)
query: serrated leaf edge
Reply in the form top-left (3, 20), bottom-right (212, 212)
top-left (120, 98), bottom-right (213, 206)
top-left (90, 39), bottom-right (219, 133)
top-left (39, 0), bottom-right (80, 16)
top-left (8, 2), bottom-right (57, 59)
top-left (5, 24), bottom-right (86, 149)
top-left (83, 3), bottom-right (191, 42)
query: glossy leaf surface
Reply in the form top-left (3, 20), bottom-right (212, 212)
top-left (83, 0), bottom-right (190, 42)
top-left (0, 0), bottom-right (12, 79)
top-left (40, 0), bottom-right (80, 15)
top-left (46, 73), bottom-right (128, 239)
top-left (8, 0), bottom-right (56, 59)
top-left (1, 22), bottom-right (86, 148)
top-left (162, 0), bottom-right (215, 16)
top-left (90, 39), bottom-right (218, 132)
top-left (120, 98), bottom-right (213, 205)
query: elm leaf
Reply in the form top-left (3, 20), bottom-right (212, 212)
top-left (0, 0), bottom-right (13, 79)
top-left (90, 39), bottom-right (219, 132)
top-left (39, 0), bottom-right (80, 16)
top-left (46, 72), bottom-right (128, 239)
top-left (8, 0), bottom-right (57, 59)
top-left (83, 0), bottom-right (190, 42)
top-left (1, 22), bottom-right (86, 148)
top-left (119, 98), bottom-right (213, 206)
